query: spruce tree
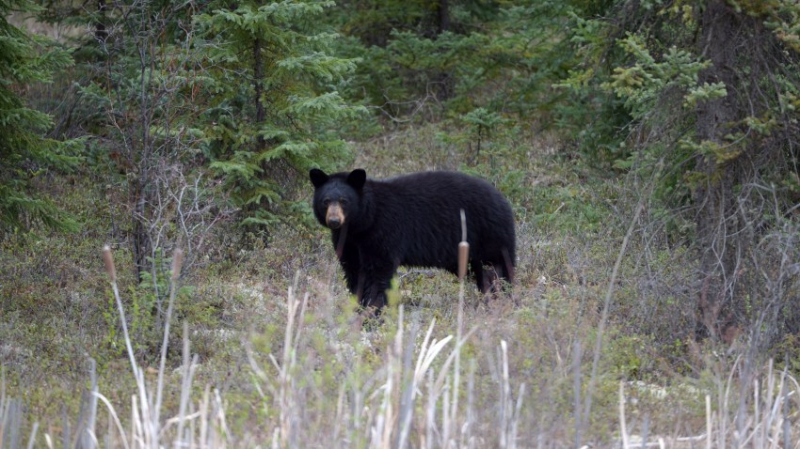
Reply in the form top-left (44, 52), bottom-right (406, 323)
top-left (554, 0), bottom-right (800, 346)
top-left (0, 0), bottom-right (80, 233)
top-left (196, 0), bottom-right (363, 228)
top-left (332, 0), bottom-right (507, 116)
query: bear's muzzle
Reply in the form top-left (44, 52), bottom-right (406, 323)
top-left (326, 203), bottom-right (345, 229)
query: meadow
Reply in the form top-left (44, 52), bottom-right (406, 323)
top-left (2, 124), bottom-right (797, 448)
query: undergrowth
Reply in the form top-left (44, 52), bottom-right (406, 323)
top-left (1, 124), bottom-right (798, 447)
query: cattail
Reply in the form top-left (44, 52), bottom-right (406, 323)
top-left (458, 209), bottom-right (469, 280)
top-left (458, 242), bottom-right (469, 281)
top-left (171, 248), bottom-right (184, 281)
top-left (102, 245), bottom-right (116, 283)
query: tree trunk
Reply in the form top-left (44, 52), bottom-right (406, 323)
top-left (694, 0), bottom-right (745, 342)
top-left (132, 8), bottom-right (154, 281)
top-left (437, 0), bottom-right (449, 35)
top-left (433, 0), bottom-right (452, 101)
top-left (95, 0), bottom-right (107, 42)
top-left (131, 176), bottom-right (151, 281)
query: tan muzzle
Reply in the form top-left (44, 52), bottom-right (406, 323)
top-left (325, 202), bottom-right (345, 229)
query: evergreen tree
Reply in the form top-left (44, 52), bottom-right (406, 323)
top-left (0, 0), bottom-right (80, 233)
top-left (74, 0), bottom-right (209, 278)
top-left (332, 0), bottom-right (512, 117)
top-left (556, 0), bottom-right (800, 345)
top-left (196, 0), bottom-right (364, 228)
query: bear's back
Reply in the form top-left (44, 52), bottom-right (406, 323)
top-left (364, 171), bottom-right (515, 269)
top-left (377, 171), bottom-right (511, 215)
top-left (380, 171), bottom-right (502, 199)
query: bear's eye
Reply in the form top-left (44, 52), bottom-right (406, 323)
top-left (322, 199), bottom-right (331, 206)
top-left (339, 198), bottom-right (348, 205)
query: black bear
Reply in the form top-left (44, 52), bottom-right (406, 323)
top-left (310, 168), bottom-right (515, 313)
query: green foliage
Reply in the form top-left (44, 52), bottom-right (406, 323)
top-left (195, 0), bottom-right (365, 227)
top-left (331, 0), bottom-right (542, 119)
top-left (562, 0), bottom-right (800, 344)
top-left (461, 107), bottom-right (507, 138)
top-left (606, 35), bottom-right (711, 119)
top-left (529, 177), bottom-right (612, 235)
top-left (11, 1), bottom-right (800, 443)
top-left (0, 0), bottom-right (81, 233)
top-left (526, 6), bottom-right (632, 165)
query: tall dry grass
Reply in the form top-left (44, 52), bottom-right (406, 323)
top-left (2, 235), bottom-right (799, 448)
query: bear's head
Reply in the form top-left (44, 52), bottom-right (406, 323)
top-left (309, 168), bottom-right (366, 230)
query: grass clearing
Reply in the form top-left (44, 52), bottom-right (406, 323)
top-left (1, 125), bottom-right (798, 447)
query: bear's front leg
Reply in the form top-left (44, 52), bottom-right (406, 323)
top-left (358, 265), bottom-right (395, 316)
top-left (337, 240), bottom-right (361, 294)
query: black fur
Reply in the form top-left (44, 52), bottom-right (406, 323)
top-left (310, 168), bottom-right (516, 313)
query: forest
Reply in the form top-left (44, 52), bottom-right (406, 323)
top-left (2, 0), bottom-right (800, 446)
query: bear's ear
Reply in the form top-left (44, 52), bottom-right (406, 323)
top-left (347, 169), bottom-right (367, 190)
top-left (310, 168), bottom-right (328, 188)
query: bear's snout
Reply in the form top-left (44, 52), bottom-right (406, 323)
top-left (325, 203), bottom-right (345, 229)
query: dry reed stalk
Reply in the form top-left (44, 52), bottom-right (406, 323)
top-left (252, 279), bottom-right (309, 448)
top-left (573, 336), bottom-right (583, 449)
top-left (175, 321), bottom-right (198, 447)
top-left (361, 300), bottom-right (467, 449)
top-left (102, 247), bottom-right (139, 383)
top-left (102, 245), bottom-right (151, 446)
top-left (0, 367), bottom-right (5, 446)
top-left (755, 377), bottom-right (761, 448)
top-left (77, 358), bottom-right (99, 449)
top-left (494, 339), bottom-right (525, 449)
top-left (425, 369), bottom-right (435, 449)
top-left (96, 246), bottom-right (226, 448)
top-left (765, 359), bottom-right (775, 447)
top-left (154, 248), bottom-right (183, 433)
top-left (706, 394), bottom-right (712, 449)
top-left (131, 395), bottom-right (140, 446)
top-left (397, 317), bottom-right (419, 449)
top-left (213, 388), bottom-right (229, 448)
top-left (512, 383), bottom-right (525, 449)
top-left (25, 422), bottom-right (38, 449)
top-left (369, 306), bottom-right (400, 448)
top-left (452, 209), bottom-right (468, 447)
top-left (500, 340), bottom-right (514, 449)
top-left (464, 358), bottom-right (476, 449)
top-left (94, 392), bottom-right (130, 449)
top-left (499, 340), bottom-right (510, 449)
top-left (619, 381), bottom-right (628, 449)
top-left (200, 385), bottom-right (210, 447)
top-left (720, 354), bottom-right (742, 449)
top-left (0, 366), bottom-right (9, 445)
top-left (332, 383), bottom-right (346, 445)
top-left (443, 380), bottom-right (451, 446)
top-left (412, 320), bottom-right (452, 445)
top-left (780, 365), bottom-right (794, 449)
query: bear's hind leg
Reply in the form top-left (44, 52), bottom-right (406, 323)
top-left (490, 261), bottom-right (516, 294)
top-left (477, 260), bottom-right (512, 295)
top-left (471, 260), bottom-right (488, 293)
